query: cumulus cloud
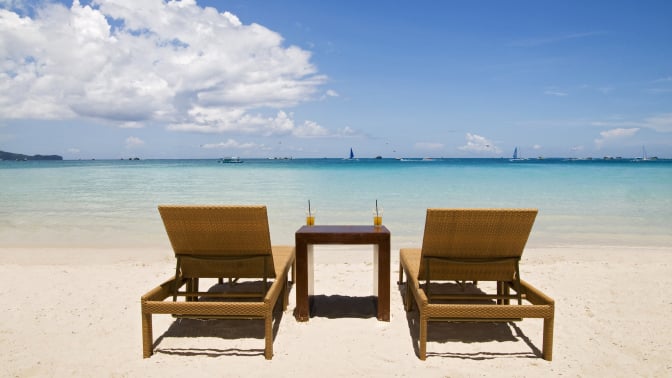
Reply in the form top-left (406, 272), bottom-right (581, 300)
top-left (125, 136), bottom-right (144, 148)
top-left (0, 0), bottom-right (325, 135)
top-left (458, 133), bottom-right (501, 154)
top-left (320, 89), bottom-right (339, 100)
top-left (168, 109), bottom-right (295, 136)
top-left (594, 127), bottom-right (639, 148)
top-left (335, 126), bottom-right (359, 137)
top-left (293, 120), bottom-right (329, 137)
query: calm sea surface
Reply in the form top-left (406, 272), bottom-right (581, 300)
top-left (1, 158), bottom-right (671, 249)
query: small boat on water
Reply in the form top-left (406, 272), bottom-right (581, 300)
top-left (344, 148), bottom-right (358, 160)
top-left (219, 157), bottom-right (243, 164)
top-left (632, 146), bottom-right (658, 162)
top-left (509, 147), bottom-right (528, 162)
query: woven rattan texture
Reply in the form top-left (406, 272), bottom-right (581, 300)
top-left (418, 208), bottom-right (537, 280)
top-left (159, 205), bottom-right (273, 255)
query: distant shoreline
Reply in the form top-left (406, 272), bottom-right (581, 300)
top-left (0, 150), bottom-right (62, 161)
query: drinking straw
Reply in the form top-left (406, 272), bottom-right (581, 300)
top-left (308, 200), bottom-right (311, 216)
top-left (376, 199), bottom-right (378, 216)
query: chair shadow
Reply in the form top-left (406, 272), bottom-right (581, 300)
top-left (152, 280), bottom-right (289, 358)
top-left (398, 282), bottom-right (543, 360)
top-left (309, 295), bottom-right (377, 319)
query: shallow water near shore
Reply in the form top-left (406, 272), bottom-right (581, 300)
top-left (1, 158), bottom-right (670, 249)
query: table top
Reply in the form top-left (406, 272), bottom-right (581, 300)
top-left (295, 225), bottom-right (390, 245)
top-left (296, 225), bottom-right (390, 235)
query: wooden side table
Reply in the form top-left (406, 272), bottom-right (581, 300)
top-left (294, 225), bottom-right (391, 321)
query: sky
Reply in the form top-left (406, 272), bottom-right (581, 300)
top-left (1, 0), bottom-right (671, 159)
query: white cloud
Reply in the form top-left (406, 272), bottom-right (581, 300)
top-left (458, 133), bottom-right (501, 154)
top-left (0, 0), bottom-right (27, 11)
top-left (67, 148), bottom-right (80, 153)
top-left (599, 128), bottom-right (639, 138)
top-left (533, 144), bottom-right (542, 150)
top-left (293, 120), bottom-right (328, 137)
top-left (201, 138), bottom-right (261, 150)
top-left (125, 136), bottom-right (144, 148)
top-left (0, 1), bottom-right (325, 135)
top-left (336, 126), bottom-right (358, 137)
top-left (590, 113), bottom-right (672, 133)
top-left (120, 121), bottom-right (144, 129)
top-left (594, 127), bottom-right (639, 148)
top-left (168, 109), bottom-right (295, 136)
top-left (320, 89), bottom-right (339, 100)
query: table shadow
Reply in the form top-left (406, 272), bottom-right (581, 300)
top-left (309, 295), bottom-right (377, 318)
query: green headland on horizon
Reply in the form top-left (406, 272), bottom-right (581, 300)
top-left (0, 150), bottom-right (63, 161)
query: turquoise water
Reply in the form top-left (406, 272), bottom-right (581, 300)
top-left (1, 158), bottom-right (671, 248)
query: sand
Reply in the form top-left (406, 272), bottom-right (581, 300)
top-left (1, 245), bottom-right (671, 377)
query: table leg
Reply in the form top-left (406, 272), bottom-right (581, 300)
top-left (295, 238), bottom-right (310, 321)
top-left (307, 244), bottom-right (314, 296)
top-left (376, 239), bottom-right (390, 321)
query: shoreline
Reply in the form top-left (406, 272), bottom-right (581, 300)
top-left (2, 245), bottom-right (671, 376)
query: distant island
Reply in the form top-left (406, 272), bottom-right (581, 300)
top-left (0, 150), bottom-right (63, 161)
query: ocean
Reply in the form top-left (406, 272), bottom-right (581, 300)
top-left (1, 158), bottom-right (671, 249)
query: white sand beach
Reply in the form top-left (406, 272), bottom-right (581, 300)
top-left (1, 245), bottom-right (671, 377)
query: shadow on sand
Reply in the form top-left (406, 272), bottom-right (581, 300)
top-left (152, 280), bottom-right (287, 358)
top-left (398, 281), bottom-right (543, 360)
top-left (308, 294), bottom-right (378, 319)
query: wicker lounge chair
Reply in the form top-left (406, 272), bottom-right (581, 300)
top-left (141, 205), bottom-right (295, 359)
top-left (399, 208), bottom-right (554, 360)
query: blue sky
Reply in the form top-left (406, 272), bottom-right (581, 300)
top-left (1, 0), bottom-right (671, 159)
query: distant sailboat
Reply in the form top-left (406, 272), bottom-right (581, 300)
top-left (344, 147), bottom-right (357, 160)
top-left (509, 147), bottom-right (527, 162)
top-left (632, 146), bottom-right (658, 162)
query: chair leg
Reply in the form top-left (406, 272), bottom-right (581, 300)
top-left (543, 315), bottom-right (554, 361)
top-left (142, 311), bottom-right (153, 358)
top-left (282, 276), bottom-right (289, 311)
top-left (404, 282), bottom-right (413, 311)
top-left (419, 313), bottom-right (428, 360)
top-left (291, 259), bottom-right (296, 284)
top-left (264, 310), bottom-right (274, 360)
top-left (398, 262), bottom-right (404, 284)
